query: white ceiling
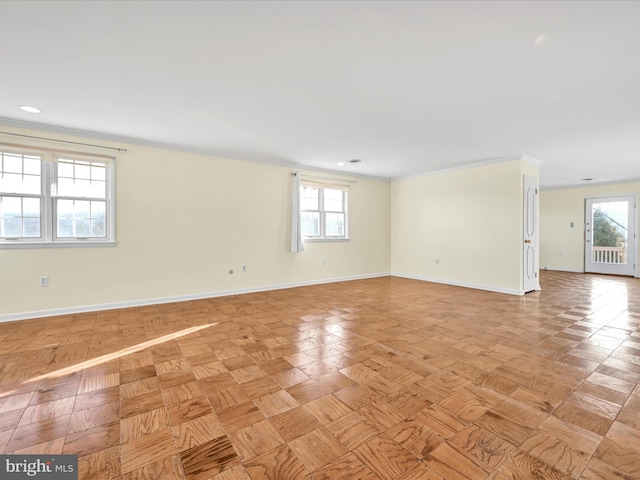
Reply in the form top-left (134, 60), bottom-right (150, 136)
top-left (1, 0), bottom-right (638, 188)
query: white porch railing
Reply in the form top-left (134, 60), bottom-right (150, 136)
top-left (593, 246), bottom-right (627, 264)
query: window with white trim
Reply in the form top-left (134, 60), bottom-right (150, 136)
top-left (0, 147), bottom-right (115, 248)
top-left (300, 182), bottom-right (349, 240)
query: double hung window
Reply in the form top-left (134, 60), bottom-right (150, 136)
top-left (0, 151), bottom-right (41, 239)
top-left (300, 182), bottom-right (349, 240)
top-left (0, 146), bottom-right (115, 248)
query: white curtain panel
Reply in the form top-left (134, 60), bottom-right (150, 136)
top-left (290, 172), bottom-right (304, 253)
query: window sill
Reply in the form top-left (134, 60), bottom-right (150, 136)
top-left (0, 241), bottom-right (117, 250)
top-left (303, 238), bottom-right (350, 243)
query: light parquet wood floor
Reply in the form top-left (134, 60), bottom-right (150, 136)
top-left (1, 271), bottom-right (640, 479)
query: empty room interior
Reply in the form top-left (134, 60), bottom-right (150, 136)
top-left (1, 1), bottom-right (639, 479)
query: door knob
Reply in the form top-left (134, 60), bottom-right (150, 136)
top-left (524, 239), bottom-right (531, 243)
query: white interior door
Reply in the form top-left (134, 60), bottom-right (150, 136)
top-left (523, 175), bottom-right (538, 293)
top-left (585, 195), bottom-right (636, 276)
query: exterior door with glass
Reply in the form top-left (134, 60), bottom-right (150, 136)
top-left (585, 195), bottom-right (636, 276)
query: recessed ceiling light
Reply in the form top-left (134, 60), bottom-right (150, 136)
top-left (336, 162), bottom-right (345, 166)
top-left (19, 105), bottom-right (42, 113)
top-left (349, 159), bottom-right (361, 164)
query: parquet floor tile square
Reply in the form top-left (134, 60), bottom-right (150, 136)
top-left (353, 433), bottom-right (416, 478)
top-left (63, 421), bottom-right (120, 458)
top-left (2, 271), bottom-right (640, 478)
top-left (244, 444), bottom-right (311, 480)
top-left (288, 427), bottom-right (348, 472)
top-left (77, 446), bottom-right (120, 480)
top-left (179, 435), bottom-right (240, 480)
top-left (227, 420), bottom-right (285, 462)
top-left (172, 412), bottom-right (226, 452)
top-left (253, 390), bottom-right (300, 418)
top-left (311, 452), bottom-right (379, 480)
top-left (304, 394), bottom-right (352, 425)
top-left (325, 410), bottom-right (380, 450)
top-left (69, 401), bottom-right (119, 435)
top-left (268, 406), bottom-right (322, 443)
top-left (519, 430), bottom-right (591, 478)
top-left (387, 418), bottom-right (446, 459)
top-left (119, 427), bottom-right (176, 474)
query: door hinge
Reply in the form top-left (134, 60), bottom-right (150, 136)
top-left (535, 188), bottom-right (538, 194)
top-left (535, 272), bottom-right (538, 278)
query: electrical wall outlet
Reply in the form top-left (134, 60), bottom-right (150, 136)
top-left (40, 276), bottom-right (49, 287)
top-left (435, 259), bottom-right (440, 265)
top-left (241, 264), bottom-right (247, 273)
top-left (322, 259), bottom-right (327, 266)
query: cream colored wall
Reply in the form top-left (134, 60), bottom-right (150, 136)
top-left (0, 125), bottom-right (391, 319)
top-left (540, 181), bottom-right (640, 274)
top-left (391, 160), bottom-right (531, 294)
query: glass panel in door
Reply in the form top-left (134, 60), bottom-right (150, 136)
top-left (585, 195), bottom-right (636, 276)
top-left (591, 200), bottom-right (628, 265)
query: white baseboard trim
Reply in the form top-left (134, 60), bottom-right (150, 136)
top-left (0, 272), bottom-right (390, 324)
top-left (541, 266), bottom-right (584, 273)
top-left (543, 266), bottom-right (640, 279)
top-left (391, 272), bottom-right (525, 296)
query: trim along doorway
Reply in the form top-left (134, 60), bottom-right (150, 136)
top-left (585, 194), bottom-right (637, 276)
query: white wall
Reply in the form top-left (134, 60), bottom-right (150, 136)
top-left (540, 181), bottom-right (640, 274)
top-left (391, 159), bottom-right (538, 294)
top-left (0, 125), bottom-right (391, 320)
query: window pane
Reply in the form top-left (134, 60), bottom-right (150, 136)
top-left (2, 217), bottom-right (21, 237)
top-left (23, 156), bottom-right (41, 175)
top-left (1, 196), bottom-right (21, 216)
top-left (0, 174), bottom-right (15, 194)
top-left (76, 219), bottom-right (90, 237)
top-left (301, 211), bottom-right (319, 236)
top-left (57, 177), bottom-right (74, 196)
top-left (300, 186), bottom-right (319, 210)
top-left (75, 200), bottom-right (90, 218)
top-left (22, 175), bottom-right (41, 194)
top-left (3, 154), bottom-right (22, 173)
top-left (58, 219), bottom-right (73, 237)
top-left (1, 173), bottom-right (22, 194)
top-left (324, 188), bottom-right (343, 212)
top-left (325, 213), bottom-right (345, 236)
top-left (75, 179), bottom-right (92, 197)
top-left (23, 197), bottom-right (40, 217)
top-left (75, 163), bottom-right (91, 179)
top-left (91, 219), bottom-right (106, 237)
top-left (58, 199), bottom-right (74, 218)
top-left (92, 165), bottom-right (106, 181)
top-left (91, 201), bottom-right (105, 219)
top-left (58, 161), bottom-right (74, 178)
top-left (88, 180), bottom-right (106, 198)
top-left (23, 217), bottom-right (41, 237)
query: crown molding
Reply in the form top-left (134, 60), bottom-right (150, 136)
top-left (392, 154), bottom-right (538, 182)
